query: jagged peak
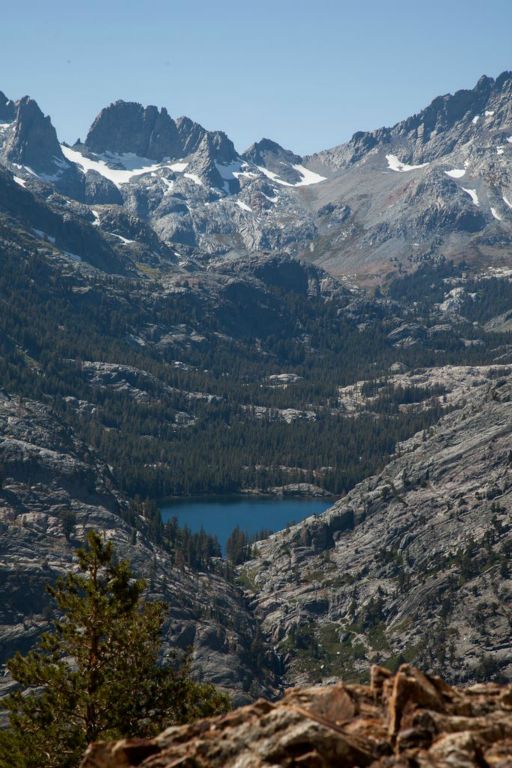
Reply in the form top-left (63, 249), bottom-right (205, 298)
top-left (84, 101), bottom-right (240, 166)
top-left (0, 90), bottom-right (15, 122)
top-left (246, 137), bottom-right (289, 153)
top-left (242, 137), bottom-right (302, 166)
top-left (389, 70), bottom-right (512, 137)
top-left (84, 100), bottom-right (181, 161)
top-left (175, 116), bottom-right (239, 163)
top-left (311, 69), bottom-right (512, 169)
top-left (205, 130), bottom-right (238, 164)
top-left (4, 95), bottom-right (66, 174)
top-left (495, 69), bottom-right (512, 88)
top-left (174, 115), bottom-right (207, 156)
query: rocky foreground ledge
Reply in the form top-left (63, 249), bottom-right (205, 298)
top-left (82, 664), bottom-right (512, 767)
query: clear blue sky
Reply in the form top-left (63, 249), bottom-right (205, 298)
top-left (2, 0), bottom-right (511, 155)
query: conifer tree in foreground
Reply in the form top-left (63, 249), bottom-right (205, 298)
top-left (0, 530), bottom-right (228, 768)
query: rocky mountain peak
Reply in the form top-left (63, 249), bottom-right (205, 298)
top-left (243, 137), bottom-right (302, 167)
top-left (310, 69), bottom-right (512, 171)
top-left (242, 137), bottom-right (305, 184)
top-left (4, 96), bottom-right (66, 175)
top-left (84, 100), bottom-right (182, 161)
top-left (84, 102), bottom-right (240, 173)
top-left (475, 73), bottom-right (494, 91)
top-left (495, 69), bottom-right (512, 89)
top-left (205, 130), bottom-right (238, 165)
top-left (174, 116), bottom-right (239, 166)
top-left (175, 115), bottom-right (208, 155)
top-left (0, 91), bottom-right (15, 122)
top-left (184, 131), bottom-right (240, 190)
top-left (397, 72), bottom-right (497, 145)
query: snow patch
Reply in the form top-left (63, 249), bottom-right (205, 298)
top-left (461, 187), bottom-right (479, 206)
top-left (111, 233), bottom-right (135, 244)
top-left (184, 173), bottom-right (203, 187)
top-left (507, 137), bottom-right (512, 144)
top-left (18, 157), bottom-right (67, 183)
top-left (61, 145), bottom-right (190, 188)
top-left (256, 164), bottom-right (326, 187)
top-left (22, 154), bottom-right (70, 183)
top-left (236, 200), bottom-right (252, 212)
top-left (386, 154), bottom-right (429, 172)
top-left (445, 168), bottom-right (466, 179)
top-left (497, 147), bottom-right (505, 156)
top-left (491, 207), bottom-right (503, 221)
top-left (257, 166), bottom-right (290, 185)
top-left (233, 170), bottom-right (259, 180)
top-left (503, 195), bottom-right (512, 210)
top-left (215, 161), bottom-right (242, 180)
top-left (61, 145), bottom-right (161, 186)
top-left (13, 176), bottom-right (26, 188)
top-left (169, 161), bottom-right (188, 172)
top-left (291, 164), bottom-right (327, 186)
top-left (472, 115), bottom-right (480, 125)
top-left (13, 163), bottom-right (37, 177)
top-left (485, 110), bottom-right (495, 117)
top-left (91, 209), bottom-right (100, 225)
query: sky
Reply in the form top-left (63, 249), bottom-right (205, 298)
top-left (1, 0), bottom-right (512, 156)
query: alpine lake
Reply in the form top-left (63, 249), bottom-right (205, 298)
top-left (160, 496), bottom-right (332, 554)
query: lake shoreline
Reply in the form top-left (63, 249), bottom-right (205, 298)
top-left (158, 488), bottom-right (336, 507)
top-left (159, 496), bottom-right (333, 553)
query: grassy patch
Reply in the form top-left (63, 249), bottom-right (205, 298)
top-left (237, 566), bottom-right (260, 592)
top-left (135, 262), bottom-right (161, 278)
top-left (368, 623), bottom-right (391, 653)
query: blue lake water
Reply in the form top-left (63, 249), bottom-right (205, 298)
top-left (160, 496), bottom-right (332, 553)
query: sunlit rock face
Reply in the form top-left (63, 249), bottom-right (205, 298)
top-left (81, 664), bottom-right (512, 768)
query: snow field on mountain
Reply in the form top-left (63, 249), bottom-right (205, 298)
top-left (445, 168), bottom-right (466, 178)
top-left (386, 154), bottom-right (429, 172)
top-left (61, 145), bottom-right (190, 187)
top-left (462, 187), bottom-right (479, 206)
top-left (256, 164), bottom-right (326, 187)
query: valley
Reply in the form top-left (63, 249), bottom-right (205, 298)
top-left (1, 69), bottom-right (512, 707)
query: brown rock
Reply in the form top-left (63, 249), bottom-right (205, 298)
top-left (81, 665), bottom-right (512, 768)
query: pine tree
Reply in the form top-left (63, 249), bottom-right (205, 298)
top-left (0, 530), bottom-right (229, 768)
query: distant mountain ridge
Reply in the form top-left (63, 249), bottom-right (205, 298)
top-left (307, 71), bottom-right (512, 169)
top-left (0, 70), bottom-right (511, 280)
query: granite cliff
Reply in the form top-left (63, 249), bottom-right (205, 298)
top-left (243, 374), bottom-right (512, 687)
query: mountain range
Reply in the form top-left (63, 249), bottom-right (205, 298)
top-left (1, 71), bottom-right (512, 703)
top-left (1, 71), bottom-right (512, 283)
